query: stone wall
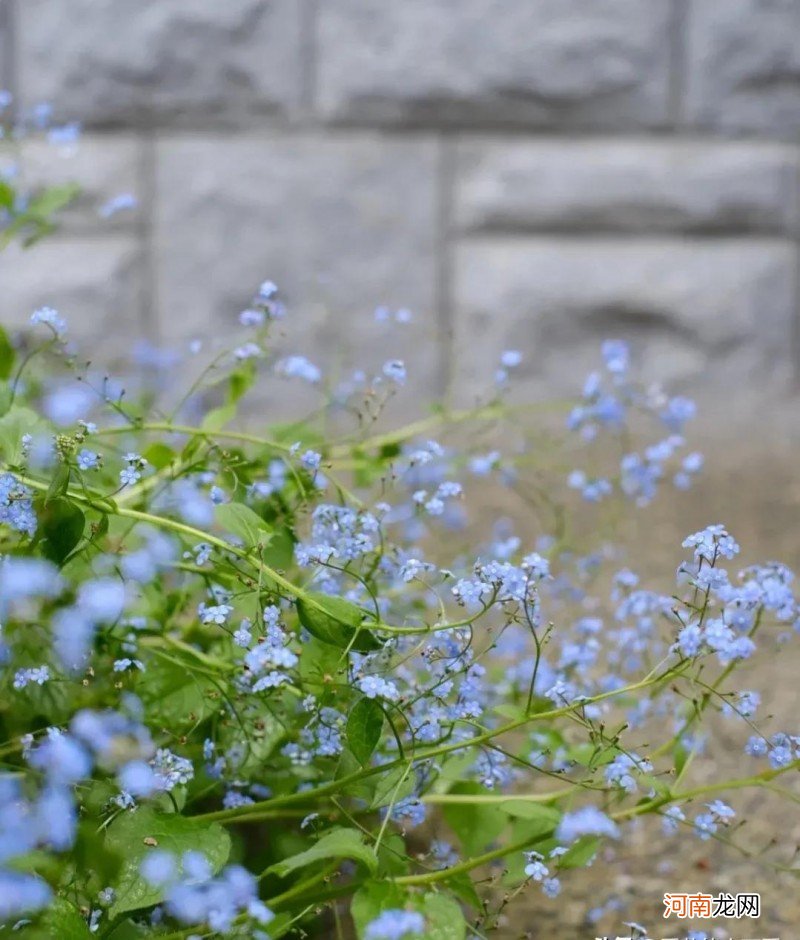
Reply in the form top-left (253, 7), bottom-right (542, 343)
top-left (1, 0), bottom-right (799, 435)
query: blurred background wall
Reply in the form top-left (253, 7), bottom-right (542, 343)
top-left (1, 0), bottom-right (799, 437)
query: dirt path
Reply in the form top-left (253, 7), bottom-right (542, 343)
top-left (501, 452), bottom-right (800, 939)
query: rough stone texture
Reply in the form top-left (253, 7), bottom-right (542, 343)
top-left (451, 238), bottom-right (796, 422)
top-left (456, 139), bottom-right (800, 234)
top-left (686, 0), bottom-right (800, 135)
top-left (4, 135), bottom-right (143, 231)
top-left (0, 236), bottom-right (145, 355)
top-left (154, 133), bottom-right (440, 412)
top-left (18, 0), bottom-right (303, 126)
top-left (0, 1), bottom-right (9, 95)
top-left (3, 0), bottom-right (800, 438)
top-left (316, 0), bottom-right (673, 128)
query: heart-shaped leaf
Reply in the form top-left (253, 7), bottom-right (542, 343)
top-left (216, 502), bottom-right (272, 550)
top-left (105, 808), bottom-right (231, 918)
top-left (347, 696), bottom-right (384, 765)
top-left (266, 827), bottom-right (378, 878)
top-left (296, 592), bottom-right (380, 652)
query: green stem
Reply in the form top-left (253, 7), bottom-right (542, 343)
top-left (95, 422), bottom-right (292, 454)
top-left (422, 788), bottom-right (573, 806)
top-left (197, 662), bottom-right (684, 825)
top-left (13, 471), bottom-right (484, 640)
top-left (613, 758), bottom-right (800, 823)
top-left (396, 829), bottom-right (549, 886)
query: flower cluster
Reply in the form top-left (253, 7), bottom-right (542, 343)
top-left (0, 165), bottom-right (794, 938)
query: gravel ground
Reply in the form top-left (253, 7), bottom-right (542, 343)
top-left (495, 451), bottom-right (800, 940)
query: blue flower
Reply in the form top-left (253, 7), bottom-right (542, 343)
top-left (365, 909), bottom-right (425, 939)
top-left (682, 525), bottom-right (739, 563)
top-left (77, 578), bottom-right (126, 622)
top-left (28, 733), bottom-right (92, 786)
top-left (524, 852), bottom-right (549, 881)
top-left (77, 449), bottom-right (100, 471)
top-left (677, 621), bottom-right (703, 658)
top-left (140, 850), bottom-right (177, 887)
top-left (745, 735), bottom-right (768, 757)
top-left (300, 450), bottom-right (322, 471)
top-left (120, 465), bottom-right (140, 486)
top-left (276, 355), bottom-right (321, 383)
top-left (660, 395), bottom-right (696, 432)
top-left (661, 805), bottom-right (685, 835)
top-left (601, 339), bottom-right (629, 374)
top-left (693, 812), bottom-right (717, 840)
top-left (542, 877), bottom-right (561, 898)
top-left (13, 665), bottom-right (50, 689)
top-left (382, 359), bottom-right (407, 385)
top-left (358, 675), bottom-right (400, 701)
top-left (604, 753), bottom-right (652, 793)
top-left (30, 306), bottom-right (67, 338)
top-left (99, 193), bottom-right (137, 218)
top-left (118, 760), bottom-right (158, 798)
top-left (0, 473), bottom-right (37, 536)
top-left (557, 807), bottom-right (619, 843)
top-left (0, 870), bottom-right (52, 918)
top-left (500, 349), bottom-right (522, 368)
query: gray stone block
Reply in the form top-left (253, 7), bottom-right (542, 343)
top-left (456, 139), bottom-right (800, 234)
top-left (153, 132), bottom-right (440, 417)
top-left (5, 135), bottom-right (143, 231)
top-left (450, 238), bottom-right (796, 406)
top-left (0, 1), bottom-right (9, 98)
top-left (685, 0), bottom-right (800, 135)
top-left (316, 0), bottom-right (672, 128)
top-left (0, 235), bottom-right (145, 358)
top-left (19, 0), bottom-right (302, 126)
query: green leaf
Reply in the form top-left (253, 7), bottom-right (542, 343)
top-left (201, 402), bottom-right (236, 432)
top-left (25, 183), bottom-right (79, 219)
top-left (0, 405), bottom-right (48, 464)
top-left (296, 592), bottom-right (380, 653)
top-left (673, 740), bottom-right (689, 777)
top-left (36, 497), bottom-right (85, 565)
top-left (351, 882), bottom-right (407, 938)
top-left (555, 834), bottom-right (600, 870)
top-left (142, 442), bottom-right (175, 470)
top-left (441, 784), bottom-right (508, 856)
top-left (375, 832), bottom-right (408, 877)
top-left (443, 871), bottom-right (481, 911)
top-left (507, 804), bottom-right (561, 844)
top-left (215, 502), bottom-right (273, 550)
top-left (499, 800), bottom-right (561, 824)
top-left (91, 511), bottom-right (110, 542)
top-left (369, 764), bottom-right (417, 811)
top-left (218, 711), bottom-right (284, 775)
top-left (139, 658), bottom-right (217, 728)
top-left (0, 180), bottom-right (15, 211)
top-left (0, 382), bottom-right (11, 418)
top-left (350, 885), bottom-right (465, 940)
top-left (29, 897), bottom-right (92, 939)
top-left (256, 912), bottom-right (293, 939)
top-left (103, 921), bottom-right (149, 940)
top-left (46, 462), bottom-right (71, 503)
top-left (261, 524), bottom-right (296, 570)
top-left (0, 324), bottom-right (14, 380)
top-left (106, 807), bottom-right (231, 918)
top-left (346, 696), bottom-right (384, 766)
top-left (227, 361), bottom-right (256, 404)
top-left (299, 636), bottom-right (345, 695)
top-left (266, 827), bottom-right (378, 878)
top-left (419, 892), bottom-right (467, 940)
